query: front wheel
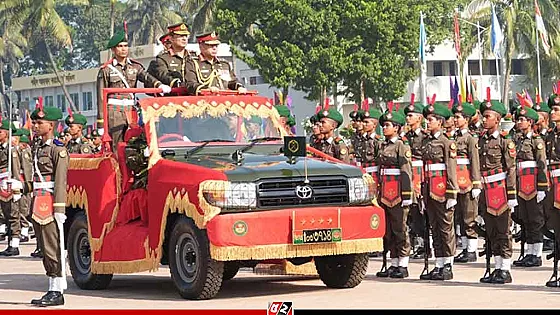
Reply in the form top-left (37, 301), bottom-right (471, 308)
top-left (68, 213), bottom-right (113, 290)
top-left (314, 254), bottom-right (368, 288)
top-left (168, 216), bottom-right (224, 300)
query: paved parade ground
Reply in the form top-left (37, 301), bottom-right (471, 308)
top-left (1, 240), bottom-right (560, 310)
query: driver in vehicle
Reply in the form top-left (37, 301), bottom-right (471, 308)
top-left (244, 116), bottom-right (263, 140)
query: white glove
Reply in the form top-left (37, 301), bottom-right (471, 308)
top-left (54, 213), bottom-right (67, 225)
top-left (475, 215), bottom-right (485, 226)
top-left (507, 199), bottom-right (518, 211)
top-left (13, 193), bottom-right (21, 202)
top-left (471, 188), bottom-right (481, 199)
top-left (9, 179), bottom-right (22, 191)
top-left (446, 199), bottom-right (457, 209)
top-left (98, 128), bottom-right (104, 136)
top-left (160, 84), bottom-right (172, 94)
top-left (401, 199), bottom-right (412, 207)
top-left (537, 191), bottom-right (546, 203)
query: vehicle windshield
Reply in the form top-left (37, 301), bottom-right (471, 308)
top-left (154, 113), bottom-right (281, 148)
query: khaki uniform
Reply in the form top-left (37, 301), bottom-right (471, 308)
top-left (545, 127), bottom-right (560, 253)
top-left (378, 137), bottom-right (413, 260)
top-left (478, 130), bottom-right (516, 259)
top-left (349, 132), bottom-right (365, 166)
top-left (66, 137), bottom-right (94, 154)
top-left (454, 128), bottom-right (482, 243)
top-left (0, 143), bottom-right (23, 241)
top-left (32, 139), bottom-right (69, 278)
top-left (515, 132), bottom-right (548, 245)
top-left (362, 133), bottom-right (381, 196)
top-left (18, 146), bottom-right (33, 237)
top-left (422, 131), bottom-right (459, 259)
top-left (405, 128), bottom-right (428, 240)
top-left (96, 58), bottom-right (161, 149)
top-left (320, 136), bottom-right (350, 163)
top-left (185, 55), bottom-right (243, 95)
top-left (149, 49), bottom-right (197, 89)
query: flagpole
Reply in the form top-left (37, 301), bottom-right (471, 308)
top-left (535, 9), bottom-right (543, 98)
top-left (477, 22), bottom-right (484, 101)
top-left (420, 11), bottom-right (428, 105)
top-left (495, 57), bottom-right (502, 102)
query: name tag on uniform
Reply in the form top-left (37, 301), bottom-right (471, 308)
top-left (127, 68), bottom-right (137, 75)
top-left (219, 69), bottom-right (232, 81)
top-left (109, 71), bottom-right (121, 77)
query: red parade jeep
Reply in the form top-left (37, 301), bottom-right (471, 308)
top-left (64, 88), bottom-right (385, 300)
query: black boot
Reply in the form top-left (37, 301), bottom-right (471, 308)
top-left (376, 266), bottom-right (397, 278)
top-left (431, 263), bottom-right (453, 280)
top-left (30, 248), bottom-right (43, 258)
top-left (390, 266), bottom-right (409, 278)
top-left (513, 254), bottom-right (532, 267)
top-left (491, 269), bottom-right (512, 284)
top-left (31, 291), bottom-right (64, 306)
top-left (455, 250), bottom-right (477, 263)
top-left (546, 278), bottom-right (560, 287)
top-left (0, 234), bottom-right (5, 241)
top-left (420, 267), bottom-right (440, 280)
top-left (20, 235), bottom-right (29, 243)
top-left (522, 255), bottom-right (542, 267)
top-left (0, 246), bottom-right (19, 256)
top-left (480, 269), bottom-right (498, 283)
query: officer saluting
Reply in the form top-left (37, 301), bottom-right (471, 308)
top-left (185, 31), bottom-right (246, 95)
top-left (419, 101), bottom-right (459, 281)
top-left (478, 93), bottom-right (517, 284)
top-left (64, 111), bottom-right (94, 154)
top-left (29, 103), bottom-right (69, 306)
top-left (375, 106), bottom-right (413, 278)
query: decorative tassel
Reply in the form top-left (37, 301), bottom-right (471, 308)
top-left (124, 20), bottom-right (128, 41)
top-left (353, 103), bottom-right (358, 111)
top-left (467, 93), bottom-right (472, 104)
top-left (430, 94), bottom-right (436, 105)
top-left (447, 99), bottom-right (453, 109)
top-left (362, 98), bottom-right (369, 111)
top-left (395, 102), bottom-right (399, 111)
top-left (410, 93), bottom-right (415, 105)
top-left (324, 98), bottom-right (330, 111)
top-left (486, 87), bottom-right (491, 102)
top-left (387, 100), bottom-right (394, 112)
top-left (315, 104), bottom-right (322, 114)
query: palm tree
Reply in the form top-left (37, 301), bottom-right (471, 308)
top-left (463, 0), bottom-right (560, 108)
top-left (123, 0), bottom-right (183, 46)
top-left (0, 16), bottom-right (27, 114)
top-left (0, 0), bottom-right (92, 113)
top-left (181, 0), bottom-right (216, 37)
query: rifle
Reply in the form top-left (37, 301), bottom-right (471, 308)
top-left (375, 238), bottom-right (388, 277)
top-left (511, 209), bottom-right (525, 263)
top-left (482, 224), bottom-right (492, 280)
top-left (546, 232), bottom-right (558, 287)
top-left (419, 184), bottom-right (431, 278)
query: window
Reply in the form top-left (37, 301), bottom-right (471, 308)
top-left (45, 95), bottom-right (54, 107)
top-left (485, 60), bottom-right (500, 75)
top-left (468, 60), bottom-right (481, 75)
top-left (449, 61), bottom-right (456, 76)
top-left (82, 92), bottom-right (93, 111)
top-left (56, 95), bottom-right (67, 112)
top-left (512, 59), bottom-right (525, 75)
top-left (432, 62), bottom-right (443, 76)
top-left (249, 76), bottom-right (265, 85)
top-left (70, 93), bottom-right (79, 109)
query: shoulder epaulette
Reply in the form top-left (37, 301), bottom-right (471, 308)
top-left (53, 139), bottom-right (64, 147)
top-left (334, 137), bottom-right (343, 144)
top-left (100, 58), bottom-right (113, 68)
top-left (129, 58), bottom-right (142, 64)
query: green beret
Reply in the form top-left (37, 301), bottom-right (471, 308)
top-left (245, 115), bottom-right (262, 125)
top-left (534, 102), bottom-right (551, 114)
top-left (380, 110), bottom-right (406, 126)
top-left (107, 30), bottom-right (127, 49)
top-left (548, 94), bottom-right (560, 107)
top-left (20, 135), bottom-right (29, 144)
top-left (362, 108), bottom-right (382, 120)
top-left (65, 113), bottom-right (88, 126)
top-left (54, 131), bottom-right (60, 138)
top-left (516, 106), bottom-right (539, 121)
top-left (13, 129), bottom-right (24, 136)
top-left (287, 115), bottom-right (296, 127)
top-left (0, 120), bottom-right (16, 132)
top-left (31, 106), bottom-right (63, 121)
top-left (274, 105), bottom-right (291, 118)
top-left (404, 102), bottom-right (424, 115)
top-left (19, 128), bottom-right (30, 136)
top-left (318, 108), bottom-right (344, 127)
top-left (480, 100), bottom-right (507, 116)
top-left (452, 103), bottom-right (476, 117)
top-left (471, 100), bottom-right (482, 111)
top-left (423, 103), bottom-right (451, 119)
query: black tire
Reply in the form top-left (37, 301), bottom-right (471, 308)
top-left (68, 213), bottom-right (113, 290)
top-left (314, 254), bottom-right (368, 288)
top-left (168, 216), bottom-right (224, 300)
top-left (223, 262), bottom-right (240, 281)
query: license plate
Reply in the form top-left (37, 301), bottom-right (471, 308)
top-left (292, 228), bottom-right (342, 245)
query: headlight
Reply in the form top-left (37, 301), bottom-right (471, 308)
top-left (203, 182), bottom-right (257, 209)
top-left (348, 176), bottom-right (374, 204)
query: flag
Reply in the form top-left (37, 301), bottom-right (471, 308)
top-left (453, 76), bottom-right (460, 105)
top-left (419, 12), bottom-right (427, 65)
top-left (454, 11), bottom-right (461, 61)
top-left (535, 0), bottom-right (551, 55)
top-left (491, 4), bottom-right (504, 58)
top-left (470, 78), bottom-right (477, 101)
top-left (449, 77), bottom-right (454, 100)
top-left (464, 75), bottom-right (470, 100)
top-left (23, 110), bottom-right (31, 130)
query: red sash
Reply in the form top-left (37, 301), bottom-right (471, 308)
top-left (380, 169), bottom-right (401, 208)
top-left (456, 157), bottom-right (472, 193)
top-left (411, 160), bottom-right (423, 199)
top-left (425, 163), bottom-right (447, 202)
top-left (517, 161), bottom-right (537, 200)
top-left (550, 165), bottom-right (560, 210)
top-left (482, 169), bottom-right (508, 216)
top-left (0, 168), bottom-right (12, 202)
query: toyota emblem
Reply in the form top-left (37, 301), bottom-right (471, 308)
top-left (295, 185), bottom-right (313, 199)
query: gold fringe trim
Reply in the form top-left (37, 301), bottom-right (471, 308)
top-left (147, 119), bottom-right (161, 169)
top-left (253, 261), bottom-right (317, 276)
top-left (92, 237), bottom-right (160, 274)
top-left (69, 156), bottom-right (107, 170)
top-left (197, 180), bottom-right (229, 226)
top-left (31, 214), bottom-right (54, 226)
top-left (210, 238), bottom-right (383, 261)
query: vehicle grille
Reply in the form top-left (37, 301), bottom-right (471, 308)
top-left (257, 176), bottom-right (348, 207)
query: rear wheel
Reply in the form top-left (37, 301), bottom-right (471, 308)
top-left (168, 216), bottom-right (224, 300)
top-left (314, 254), bottom-right (368, 288)
top-left (68, 213), bottom-right (113, 290)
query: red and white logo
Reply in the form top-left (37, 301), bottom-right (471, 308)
top-left (268, 302), bottom-right (293, 315)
